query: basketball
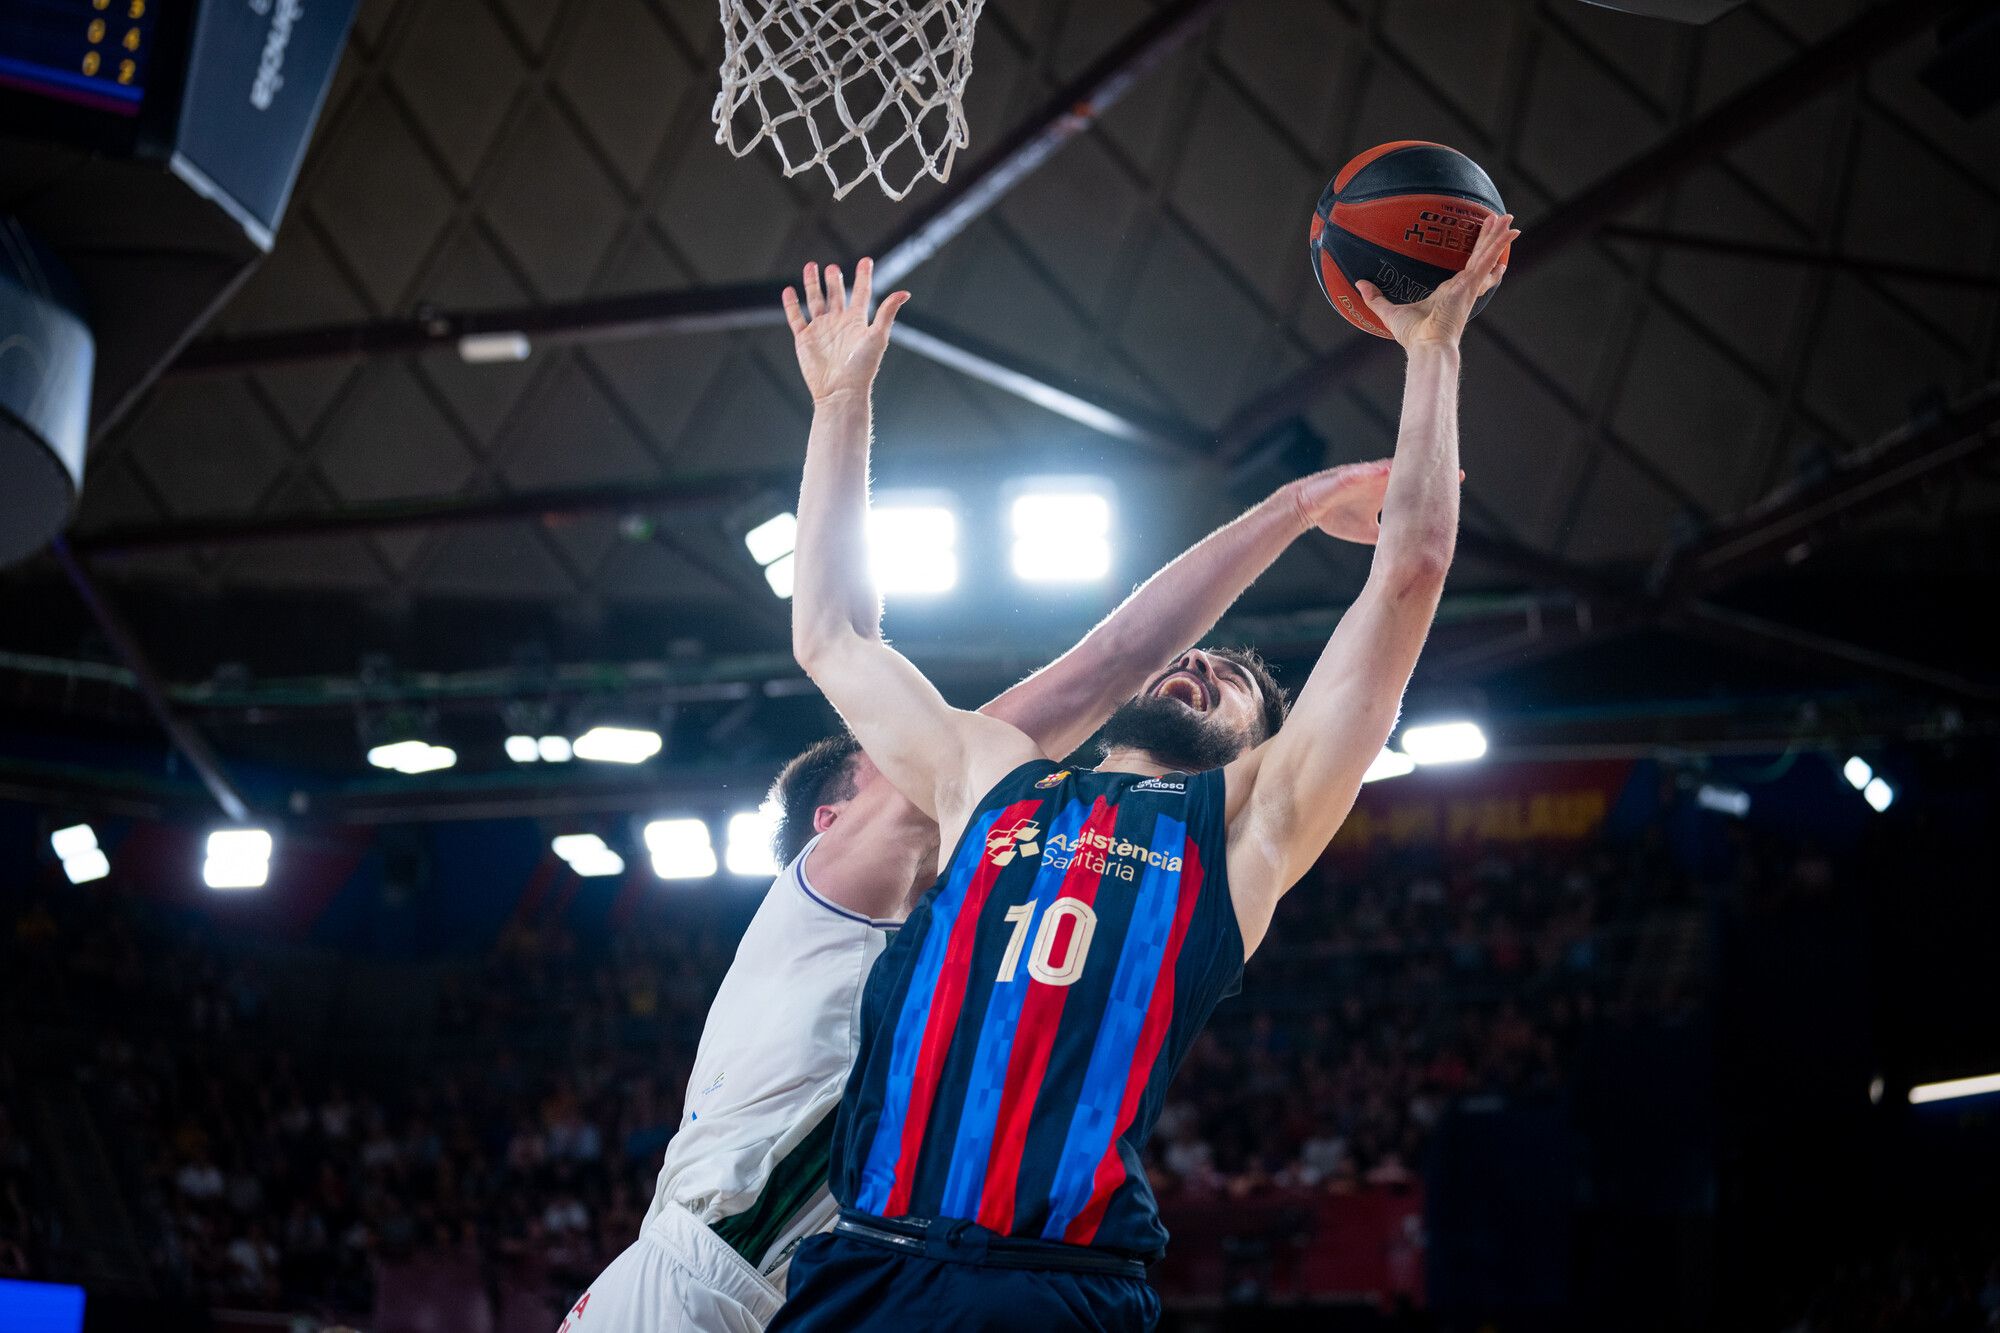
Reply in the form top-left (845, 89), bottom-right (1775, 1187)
top-left (1309, 140), bottom-right (1508, 338)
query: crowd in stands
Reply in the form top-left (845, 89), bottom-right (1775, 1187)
top-left (1779, 1233), bottom-right (2000, 1332)
top-left (0, 1056), bottom-right (45, 1281)
top-left (3, 826), bottom-right (1706, 1325)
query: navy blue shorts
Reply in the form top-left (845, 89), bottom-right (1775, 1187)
top-left (767, 1226), bottom-right (1161, 1333)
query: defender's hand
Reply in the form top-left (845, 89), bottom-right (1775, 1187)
top-left (1357, 213), bottom-right (1518, 352)
top-left (1288, 459), bottom-right (1465, 544)
top-left (783, 257), bottom-right (911, 403)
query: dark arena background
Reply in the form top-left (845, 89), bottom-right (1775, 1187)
top-left (4, 0), bottom-right (2000, 1330)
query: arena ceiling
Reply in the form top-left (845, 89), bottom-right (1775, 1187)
top-left (3, 0), bottom-right (1998, 811)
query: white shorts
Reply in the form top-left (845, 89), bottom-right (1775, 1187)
top-left (558, 1202), bottom-right (784, 1333)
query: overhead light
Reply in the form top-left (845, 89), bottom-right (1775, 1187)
top-left (1908, 1071), bottom-right (2000, 1105)
top-left (870, 500), bottom-right (957, 595)
top-left (573, 726), bottom-right (663, 765)
top-left (366, 740), bottom-right (458, 775)
top-left (51, 824), bottom-right (109, 884)
top-left (1863, 777), bottom-right (1895, 813)
top-left (644, 818), bottom-right (717, 880)
top-left (744, 512), bottom-right (798, 566)
top-left (458, 331), bottom-right (531, 363)
top-left (1399, 721), bottom-right (1487, 765)
top-left (538, 735), bottom-right (573, 763)
top-left (763, 552), bottom-right (796, 599)
top-left (1696, 783), bottom-right (1751, 817)
top-left (62, 847), bottom-right (111, 884)
top-left (204, 829), bottom-right (272, 890)
top-left (743, 512), bottom-right (799, 599)
top-left (1011, 485), bottom-right (1111, 584)
top-left (1361, 749), bottom-right (1415, 783)
top-left (551, 833), bottom-right (625, 878)
top-left (1842, 756), bottom-right (1873, 790)
top-left (725, 806), bottom-right (781, 877)
top-left (505, 735), bottom-right (541, 763)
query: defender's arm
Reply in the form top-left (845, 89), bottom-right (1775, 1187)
top-left (787, 260), bottom-right (1040, 835)
top-left (981, 461), bottom-right (1397, 762)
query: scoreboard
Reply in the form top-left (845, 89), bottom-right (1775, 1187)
top-left (0, 0), bottom-right (166, 116)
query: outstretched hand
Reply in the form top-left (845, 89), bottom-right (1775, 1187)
top-left (1357, 212), bottom-right (1519, 352)
top-left (1289, 458), bottom-right (1464, 544)
top-left (783, 257), bottom-right (912, 403)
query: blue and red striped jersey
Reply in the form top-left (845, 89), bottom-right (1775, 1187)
top-left (827, 758), bottom-right (1244, 1260)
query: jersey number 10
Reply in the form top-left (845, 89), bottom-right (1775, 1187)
top-left (997, 900), bottom-right (1098, 987)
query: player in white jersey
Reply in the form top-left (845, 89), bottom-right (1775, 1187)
top-left (559, 257), bottom-right (1411, 1333)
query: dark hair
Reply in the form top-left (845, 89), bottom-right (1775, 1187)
top-left (769, 733), bottom-right (862, 866)
top-left (1209, 645), bottom-right (1291, 742)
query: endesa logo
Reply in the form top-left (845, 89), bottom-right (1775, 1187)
top-left (1132, 777), bottom-right (1186, 794)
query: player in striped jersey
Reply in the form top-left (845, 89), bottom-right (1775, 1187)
top-left (558, 335), bottom-right (1401, 1330)
top-left (769, 217), bottom-right (1514, 1330)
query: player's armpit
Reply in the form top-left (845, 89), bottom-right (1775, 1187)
top-left (1221, 566), bottom-right (1445, 954)
top-left (802, 631), bottom-right (1042, 840)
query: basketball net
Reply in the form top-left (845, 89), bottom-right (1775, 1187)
top-left (712, 0), bottom-right (987, 201)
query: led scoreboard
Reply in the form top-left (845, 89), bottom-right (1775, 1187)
top-left (0, 0), bottom-right (165, 115)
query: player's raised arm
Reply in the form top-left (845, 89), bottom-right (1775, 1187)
top-left (786, 258), bottom-right (1040, 832)
top-left (980, 461), bottom-right (1398, 761)
top-left (1224, 213), bottom-right (1519, 952)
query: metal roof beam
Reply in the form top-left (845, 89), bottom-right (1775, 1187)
top-left (50, 539), bottom-right (251, 821)
top-left (166, 0), bottom-right (1233, 379)
top-left (71, 472), bottom-right (785, 555)
top-left (1668, 379), bottom-right (2000, 595)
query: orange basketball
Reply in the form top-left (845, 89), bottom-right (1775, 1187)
top-left (1308, 140), bottom-right (1506, 338)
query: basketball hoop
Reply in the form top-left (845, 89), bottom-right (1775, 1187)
top-left (712, 0), bottom-right (988, 201)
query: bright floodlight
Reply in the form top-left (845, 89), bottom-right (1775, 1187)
top-left (573, 726), bottom-right (662, 765)
top-left (1697, 784), bottom-right (1751, 817)
top-left (1361, 749), bottom-right (1416, 783)
top-left (744, 512), bottom-right (798, 567)
top-left (1843, 756), bottom-right (1873, 790)
top-left (505, 735), bottom-right (541, 763)
top-left (763, 551), bottom-right (796, 599)
top-left (870, 503), bottom-right (957, 595)
top-left (644, 818), bottom-right (717, 880)
top-left (366, 740), bottom-right (458, 775)
top-left (62, 847), bottom-right (110, 884)
top-left (53, 824), bottom-right (111, 883)
top-left (204, 829), bottom-right (272, 890)
top-left (50, 823), bottom-right (98, 862)
top-left (1863, 777), bottom-right (1895, 812)
top-left (726, 807), bottom-right (781, 877)
top-left (1908, 1071), bottom-right (2000, 1105)
top-left (1011, 489), bottom-right (1111, 584)
top-left (551, 833), bottom-right (624, 878)
top-left (1399, 721), bottom-right (1488, 765)
top-left (538, 734), bottom-right (573, 763)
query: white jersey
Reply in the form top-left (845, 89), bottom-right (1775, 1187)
top-left (645, 835), bottom-right (894, 1282)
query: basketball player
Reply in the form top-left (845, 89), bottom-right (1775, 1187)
top-left (559, 327), bottom-right (1405, 1329)
top-left (765, 216), bottom-right (1515, 1331)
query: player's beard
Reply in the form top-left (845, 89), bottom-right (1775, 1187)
top-left (1096, 694), bottom-right (1248, 773)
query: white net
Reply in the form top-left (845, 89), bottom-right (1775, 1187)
top-left (712, 0), bottom-right (988, 201)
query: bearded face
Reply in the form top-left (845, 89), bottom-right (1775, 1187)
top-left (1095, 651), bottom-right (1269, 773)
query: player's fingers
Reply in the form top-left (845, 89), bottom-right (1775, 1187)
top-left (826, 264), bottom-right (847, 312)
top-left (803, 263), bottom-right (825, 317)
top-left (781, 286), bottom-right (807, 333)
top-left (1466, 214), bottom-right (1509, 280)
top-left (1354, 280), bottom-right (1393, 320)
top-left (852, 257), bottom-right (874, 314)
top-left (874, 290), bottom-right (912, 335)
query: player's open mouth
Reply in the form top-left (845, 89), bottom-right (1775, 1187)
top-left (1153, 672), bottom-right (1214, 713)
